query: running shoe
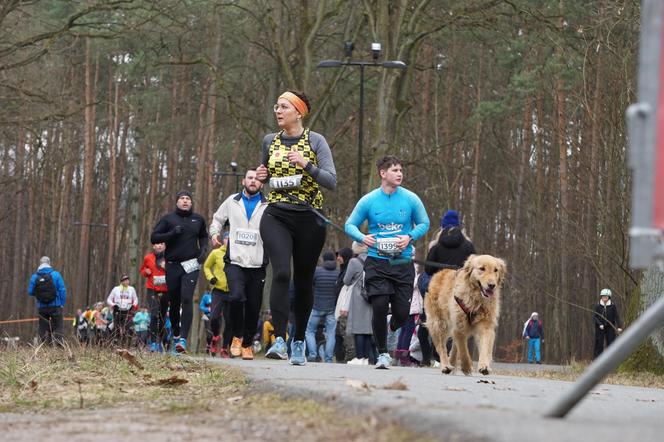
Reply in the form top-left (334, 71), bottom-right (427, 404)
top-left (175, 337), bottom-right (187, 354)
top-left (219, 348), bottom-right (230, 359)
top-left (347, 358), bottom-right (363, 365)
top-left (149, 342), bottom-right (159, 353)
top-left (265, 337), bottom-right (288, 360)
top-left (289, 340), bottom-right (307, 366)
top-left (230, 337), bottom-right (242, 358)
top-left (210, 336), bottom-right (221, 356)
top-left (375, 352), bottom-right (392, 369)
top-left (241, 346), bottom-right (254, 360)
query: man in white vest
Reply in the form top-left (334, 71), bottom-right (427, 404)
top-left (210, 168), bottom-right (268, 360)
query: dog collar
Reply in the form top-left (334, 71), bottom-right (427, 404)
top-left (455, 296), bottom-right (479, 325)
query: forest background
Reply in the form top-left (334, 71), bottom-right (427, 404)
top-left (2, 0), bottom-right (659, 365)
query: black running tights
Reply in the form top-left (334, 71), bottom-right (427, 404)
top-left (260, 205), bottom-right (326, 341)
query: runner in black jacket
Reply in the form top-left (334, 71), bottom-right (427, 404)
top-left (151, 190), bottom-right (208, 353)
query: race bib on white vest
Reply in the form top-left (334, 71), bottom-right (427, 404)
top-left (235, 228), bottom-right (259, 246)
top-left (181, 258), bottom-right (200, 274)
top-left (270, 174), bottom-right (302, 189)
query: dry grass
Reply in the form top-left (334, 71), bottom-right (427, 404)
top-left (0, 343), bottom-right (246, 412)
top-left (0, 344), bottom-right (432, 442)
top-left (493, 361), bottom-right (664, 389)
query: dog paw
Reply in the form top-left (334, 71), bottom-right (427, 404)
top-left (462, 367), bottom-right (472, 376)
top-left (441, 365), bottom-right (453, 374)
top-left (478, 365), bottom-right (491, 376)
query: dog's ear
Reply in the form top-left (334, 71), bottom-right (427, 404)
top-left (462, 255), bottom-right (476, 279)
top-left (496, 258), bottom-right (507, 286)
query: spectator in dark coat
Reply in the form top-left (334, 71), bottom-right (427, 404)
top-left (334, 247), bottom-right (354, 362)
top-left (593, 288), bottom-right (623, 358)
top-left (424, 210), bottom-right (476, 276)
top-left (304, 251), bottom-right (339, 362)
top-left (419, 210), bottom-right (476, 366)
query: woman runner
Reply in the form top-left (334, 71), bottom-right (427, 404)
top-left (256, 91), bottom-right (337, 365)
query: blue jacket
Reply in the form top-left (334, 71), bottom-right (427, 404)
top-left (199, 292), bottom-right (211, 315)
top-left (28, 266), bottom-right (67, 309)
top-left (312, 261), bottom-right (340, 311)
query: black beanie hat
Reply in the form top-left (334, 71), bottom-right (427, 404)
top-left (176, 190), bottom-right (192, 202)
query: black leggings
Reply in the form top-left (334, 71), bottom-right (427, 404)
top-left (354, 334), bottom-right (374, 361)
top-left (147, 289), bottom-right (169, 342)
top-left (210, 289), bottom-right (243, 348)
top-left (370, 293), bottom-right (411, 354)
top-left (165, 262), bottom-right (199, 339)
top-left (417, 310), bottom-right (438, 364)
top-left (260, 205), bottom-right (326, 341)
top-left (225, 264), bottom-right (266, 347)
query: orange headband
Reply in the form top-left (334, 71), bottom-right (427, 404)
top-left (278, 92), bottom-right (308, 117)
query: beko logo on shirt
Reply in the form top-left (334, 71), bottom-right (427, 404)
top-left (378, 222), bottom-right (403, 231)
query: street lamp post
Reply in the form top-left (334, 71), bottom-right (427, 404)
top-left (213, 160), bottom-right (245, 194)
top-left (73, 221), bottom-right (109, 308)
top-left (317, 42), bottom-right (407, 200)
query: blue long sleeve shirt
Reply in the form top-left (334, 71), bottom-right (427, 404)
top-left (345, 186), bottom-right (430, 260)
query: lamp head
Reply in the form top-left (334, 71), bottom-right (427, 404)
top-left (371, 42), bottom-right (381, 61)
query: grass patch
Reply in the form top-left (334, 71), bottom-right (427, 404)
top-left (493, 361), bottom-right (664, 389)
top-left (0, 344), bottom-right (246, 413)
top-left (0, 345), bottom-right (433, 441)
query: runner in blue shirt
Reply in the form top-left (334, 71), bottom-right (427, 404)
top-left (345, 155), bottom-right (429, 369)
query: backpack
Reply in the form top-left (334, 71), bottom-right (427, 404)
top-left (33, 272), bottom-right (57, 304)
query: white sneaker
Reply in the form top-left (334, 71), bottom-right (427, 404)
top-left (347, 358), bottom-right (363, 365)
top-left (432, 360), bottom-right (441, 368)
top-left (361, 358), bottom-right (369, 365)
top-left (375, 353), bottom-right (392, 369)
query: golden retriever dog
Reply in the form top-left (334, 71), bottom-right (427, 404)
top-left (424, 254), bottom-right (506, 375)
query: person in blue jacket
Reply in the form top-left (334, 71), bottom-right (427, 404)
top-left (28, 256), bottom-right (67, 346)
top-left (199, 291), bottom-right (212, 353)
top-left (345, 155), bottom-right (429, 369)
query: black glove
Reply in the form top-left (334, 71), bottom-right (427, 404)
top-left (173, 225), bottom-right (183, 235)
top-left (197, 250), bottom-right (208, 264)
top-left (209, 277), bottom-right (218, 285)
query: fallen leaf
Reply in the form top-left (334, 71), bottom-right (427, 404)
top-left (153, 375), bottom-right (188, 386)
top-left (446, 386), bottom-right (466, 391)
top-left (381, 378), bottom-right (408, 391)
top-left (29, 380), bottom-right (38, 392)
top-left (636, 398), bottom-right (656, 402)
top-left (346, 379), bottom-right (371, 391)
top-left (226, 396), bottom-right (243, 403)
top-left (116, 349), bottom-right (144, 370)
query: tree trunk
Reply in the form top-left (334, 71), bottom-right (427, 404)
top-left (77, 38), bottom-right (97, 307)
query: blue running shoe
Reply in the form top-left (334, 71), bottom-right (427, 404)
top-left (149, 342), bottom-right (159, 353)
top-left (265, 336), bottom-right (288, 360)
top-left (375, 352), bottom-right (392, 369)
top-left (175, 337), bottom-right (187, 354)
top-left (289, 340), bottom-right (307, 366)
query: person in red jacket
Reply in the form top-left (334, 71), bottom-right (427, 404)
top-left (140, 242), bottom-right (168, 352)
